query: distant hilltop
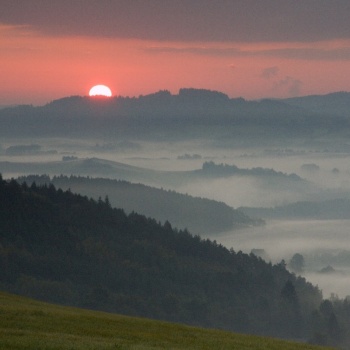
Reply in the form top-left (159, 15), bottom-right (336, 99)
top-left (40, 88), bottom-right (350, 112)
top-left (44, 88), bottom-right (234, 109)
top-left (1, 88), bottom-right (350, 141)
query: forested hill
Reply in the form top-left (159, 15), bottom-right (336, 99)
top-left (240, 198), bottom-right (350, 220)
top-left (1, 89), bottom-right (349, 141)
top-left (17, 174), bottom-right (257, 234)
top-left (0, 176), bottom-right (346, 347)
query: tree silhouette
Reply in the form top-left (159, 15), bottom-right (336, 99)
top-left (289, 253), bottom-right (305, 273)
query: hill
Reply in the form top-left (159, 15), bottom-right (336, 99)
top-left (0, 157), bottom-right (155, 182)
top-left (239, 198), bottom-right (350, 220)
top-left (1, 88), bottom-right (349, 143)
top-left (282, 92), bottom-right (350, 117)
top-left (0, 157), bottom-right (309, 191)
top-left (0, 292), bottom-right (334, 350)
top-left (17, 174), bottom-right (257, 234)
top-left (0, 176), bottom-right (348, 347)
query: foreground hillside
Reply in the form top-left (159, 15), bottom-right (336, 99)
top-left (0, 292), bottom-right (334, 350)
top-left (0, 176), bottom-right (348, 346)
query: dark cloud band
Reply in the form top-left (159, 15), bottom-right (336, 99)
top-left (143, 45), bottom-right (350, 61)
top-left (1, 0), bottom-right (350, 43)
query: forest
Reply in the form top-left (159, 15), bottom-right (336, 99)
top-left (16, 174), bottom-right (257, 234)
top-left (1, 175), bottom-right (350, 347)
top-left (1, 89), bottom-right (350, 143)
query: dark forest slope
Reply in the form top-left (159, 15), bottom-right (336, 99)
top-left (17, 174), bottom-right (257, 234)
top-left (0, 175), bottom-right (347, 346)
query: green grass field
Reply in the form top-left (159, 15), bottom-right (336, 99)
top-left (0, 291), bottom-right (334, 350)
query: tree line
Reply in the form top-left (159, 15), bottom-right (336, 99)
top-left (17, 174), bottom-right (258, 234)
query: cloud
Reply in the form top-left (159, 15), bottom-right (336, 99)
top-left (272, 76), bottom-right (303, 97)
top-left (143, 45), bottom-right (350, 61)
top-left (259, 66), bottom-right (302, 97)
top-left (261, 47), bottom-right (350, 61)
top-left (143, 46), bottom-right (241, 56)
top-left (1, 0), bottom-right (350, 43)
top-left (261, 67), bottom-right (279, 79)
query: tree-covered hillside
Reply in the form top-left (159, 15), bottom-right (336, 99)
top-left (0, 175), bottom-right (348, 347)
top-left (17, 174), bottom-right (257, 234)
top-left (1, 89), bottom-right (349, 142)
top-left (240, 198), bottom-right (350, 220)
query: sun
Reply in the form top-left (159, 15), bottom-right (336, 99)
top-left (89, 85), bottom-right (112, 97)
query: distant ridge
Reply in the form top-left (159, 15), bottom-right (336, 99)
top-left (281, 91), bottom-right (350, 116)
top-left (1, 88), bottom-right (350, 141)
top-left (0, 158), bottom-right (308, 191)
top-left (240, 198), bottom-right (350, 220)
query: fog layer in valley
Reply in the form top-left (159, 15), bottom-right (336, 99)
top-left (210, 220), bottom-right (350, 298)
top-left (2, 90), bottom-right (350, 301)
top-left (2, 139), bottom-right (350, 301)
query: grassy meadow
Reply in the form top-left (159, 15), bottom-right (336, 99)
top-left (0, 291), bottom-right (334, 350)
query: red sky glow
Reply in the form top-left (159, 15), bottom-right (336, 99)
top-left (1, 1), bottom-right (350, 105)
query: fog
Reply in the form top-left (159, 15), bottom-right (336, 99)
top-left (2, 135), bottom-right (350, 299)
top-left (2, 137), bottom-right (350, 206)
top-left (176, 176), bottom-right (312, 208)
top-left (210, 220), bottom-right (350, 298)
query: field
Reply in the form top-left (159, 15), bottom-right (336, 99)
top-left (0, 291), bottom-right (334, 350)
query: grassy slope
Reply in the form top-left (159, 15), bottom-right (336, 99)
top-left (0, 292), bottom-right (333, 350)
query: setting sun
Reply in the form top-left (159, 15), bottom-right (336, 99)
top-left (89, 85), bottom-right (112, 97)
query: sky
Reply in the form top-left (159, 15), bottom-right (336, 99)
top-left (1, 0), bottom-right (350, 105)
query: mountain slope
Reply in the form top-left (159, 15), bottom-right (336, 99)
top-left (0, 176), bottom-right (329, 343)
top-left (18, 174), bottom-right (257, 234)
